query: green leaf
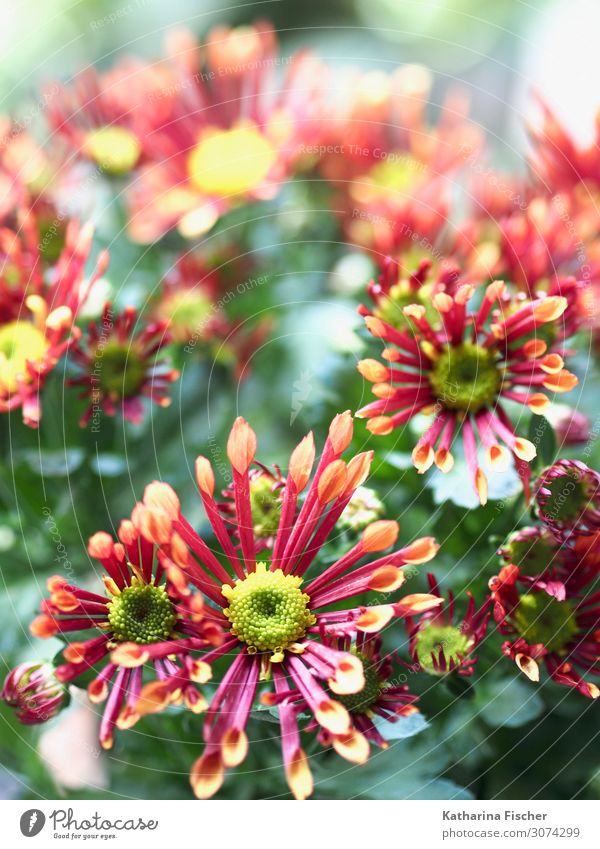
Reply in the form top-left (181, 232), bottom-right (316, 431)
top-left (527, 415), bottom-right (556, 468)
top-left (475, 675), bottom-right (544, 728)
top-left (371, 711), bottom-right (429, 740)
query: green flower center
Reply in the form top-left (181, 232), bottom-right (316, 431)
top-left (84, 126), bottom-right (141, 176)
top-left (415, 624), bottom-right (472, 674)
top-left (107, 583), bottom-right (176, 645)
top-left (541, 475), bottom-right (587, 522)
top-left (0, 321), bottom-right (49, 393)
top-left (374, 281), bottom-right (437, 331)
top-left (249, 476), bottom-right (282, 539)
top-left (222, 563), bottom-right (315, 654)
top-left (511, 593), bottom-right (578, 653)
top-left (333, 653), bottom-right (382, 714)
top-left (161, 290), bottom-right (215, 341)
top-left (503, 531), bottom-right (557, 571)
top-left (96, 341), bottom-right (147, 399)
top-left (429, 341), bottom-right (501, 413)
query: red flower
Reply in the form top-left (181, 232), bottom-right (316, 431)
top-left (0, 215), bottom-right (107, 426)
top-left (69, 303), bottom-right (180, 425)
top-left (534, 460), bottom-right (600, 539)
top-left (125, 22), bottom-right (320, 242)
top-left (28, 506), bottom-right (224, 749)
top-left (128, 413), bottom-right (441, 799)
top-left (489, 548), bottom-right (600, 699)
top-left (357, 279), bottom-right (578, 503)
top-left (405, 574), bottom-right (491, 676)
top-left (264, 633), bottom-right (420, 763)
top-left (2, 662), bottom-right (65, 725)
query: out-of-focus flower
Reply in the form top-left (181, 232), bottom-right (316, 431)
top-left (528, 95), bottom-right (600, 193)
top-left (406, 573), bottom-right (491, 676)
top-left (264, 634), bottom-right (419, 760)
top-left (28, 508), bottom-right (224, 749)
top-left (2, 662), bottom-right (65, 724)
top-left (69, 303), bottom-right (180, 426)
top-left (339, 485), bottom-right (385, 532)
top-left (534, 459), bottom-right (600, 538)
top-left (128, 413), bottom-right (441, 799)
top-left (357, 280), bottom-right (577, 503)
top-left (551, 406), bottom-right (590, 446)
top-left (499, 526), bottom-right (560, 572)
top-left (314, 65), bottom-right (481, 252)
top-left (0, 215), bottom-right (107, 426)
top-left (489, 553), bottom-right (600, 699)
top-left (44, 53), bottom-right (184, 177)
top-left (219, 462), bottom-right (285, 552)
top-left (125, 22), bottom-right (321, 242)
top-left (151, 252), bottom-right (229, 346)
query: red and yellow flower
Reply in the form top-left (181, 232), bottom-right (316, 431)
top-left (125, 21), bottom-right (321, 242)
top-left (126, 412), bottom-right (441, 799)
top-left (69, 303), bottom-right (180, 425)
top-left (28, 507), bottom-right (224, 749)
top-left (0, 215), bottom-right (107, 426)
top-left (489, 544), bottom-right (600, 699)
top-left (405, 573), bottom-right (491, 676)
top-left (357, 277), bottom-right (578, 503)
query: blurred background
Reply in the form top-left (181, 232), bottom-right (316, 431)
top-left (1, 0), bottom-right (600, 803)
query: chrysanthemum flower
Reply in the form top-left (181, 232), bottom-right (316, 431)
top-left (2, 661), bottom-right (65, 724)
top-left (533, 460), bottom-right (600, 538)
top-left (499, 525), bottom-right (560, 572)
top-left (339, 485), bottom-right (385, 532)
top-left (28, 509), bottom-right (224, 749)
top-left (357, 280), bottom-right (578, 503)
top-left (489, 556), bottom-right (600, 699)
top-left (69, 303), bottom-right (180, 426)
top-left (405, 573), bottom-right (491, 676)
top-left (151, 252), bottom-right (229, 346)
top-left (0, 216), bottom-right (107, 426)
top-left (263, 633), bottom-right (419, 762)
top-left (528, 95), bottom-right (600, 193)
top-left (314, 65), bottom-right (481, 252)
top-left (126, 412), bottom-right (441, 799)
top-left (126, 21), bottom-right (321, 242)
top-left (219, 462), bottom-right (285, 552)
top-left (552, 407), bottom-right (591, 447)
top-left (44, 52), bottom-right (184, 177)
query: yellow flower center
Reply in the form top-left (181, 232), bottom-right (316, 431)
top-left (0, 321), bottom-right (49, 393)
top-left (84, 126), bottom-right (141, 175)
top-left (187, 124), bottom-right (276, 197)
top-left (222, 563), bottom-right (315, 655)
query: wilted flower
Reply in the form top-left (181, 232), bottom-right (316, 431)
top-left (357, 280), bottom-right (578, 503)
top-left (128, 412), bottom-right (441, 799)
top-left (406, 573), bottom-right (491, 676)
top-left (69, 303), bottom-right (180, 425)
top-left (489, 554), bottom-right (600, 699)
top-left (534, 459), bottom-right (600, 538)
top-left (28, 508), bottom-right (224, 749)
top-left (2, 661), bottom-right (65, 724)
top-left (0, 216), bottom-right (107, 426)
